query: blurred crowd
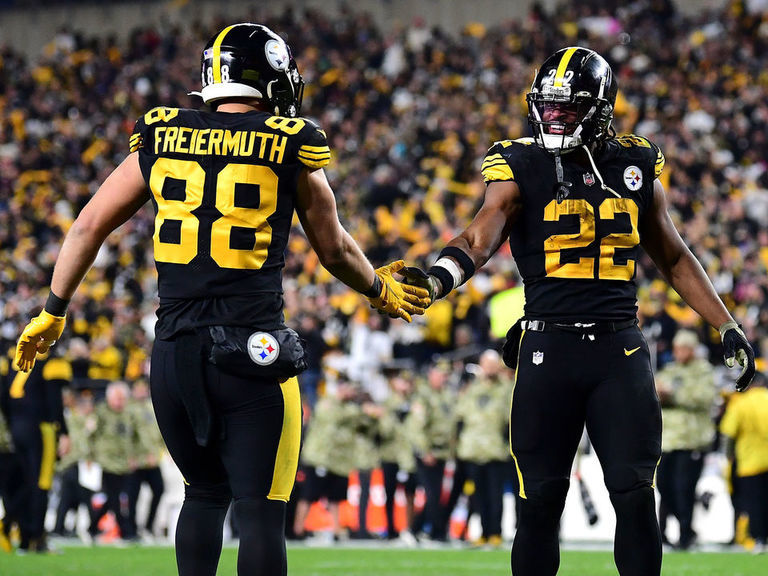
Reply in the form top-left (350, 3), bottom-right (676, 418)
top-left (1, 0), bottom-right (768, 552)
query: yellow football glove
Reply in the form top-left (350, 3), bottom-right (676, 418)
top-left (367, 260), bottom-right (431, 322)
top-left (14, 310), bottom-right (66, 372)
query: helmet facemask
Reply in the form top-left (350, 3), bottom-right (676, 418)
top-left (527, 90), bottom-right (613, 153)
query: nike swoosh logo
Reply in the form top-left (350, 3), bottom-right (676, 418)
top-left (624, 346), bottom-right (641, 356)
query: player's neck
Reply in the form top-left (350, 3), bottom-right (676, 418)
top-left (215, 98), bottom-right (269, 114)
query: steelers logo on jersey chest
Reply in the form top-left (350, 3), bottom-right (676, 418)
top-left (623, 166), bottom-right (643, 191)
top-left (248, 332), bottom-right (280, 365)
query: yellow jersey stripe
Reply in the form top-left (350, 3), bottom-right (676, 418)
top-left (267, 377), bottom-right (302, 502)
top-left (655, 151), bottom-right (666, 178)
top-left (554, 47), bottom-right (578, 87)
top-left (482, 164), bottom-right (515, 182)
top-left (300, 145), bottom-right (331, 153)
top-left (481, 159), bottom-right (508, 168)
top-left (212, 24), bottom-right (237, 84)
top-left (509, 330), bottom-right (527, 499)
top-left (298, 155), bottom-right (331, 165)
top-left (299, 156), bottom-right (331, 169)
top-left (298, 150), bottom-right (331, 159)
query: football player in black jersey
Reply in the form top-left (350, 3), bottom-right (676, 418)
top-left (13, 23), bottom-right (429, 576)
top-left (401, 47), bottom-right (754, 576)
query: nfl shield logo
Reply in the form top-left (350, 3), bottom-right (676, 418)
top-left (532, 351), bottom-right (544, 365)
top-left (583, 173), bottom-right (595, 186)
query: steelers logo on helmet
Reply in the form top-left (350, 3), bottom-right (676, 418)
top-left (623, 166), bottom-right (643, 191)
top-left (247, 332), bottom-right (280, 366)
top-left (265, 38), bottom-right (290, 71)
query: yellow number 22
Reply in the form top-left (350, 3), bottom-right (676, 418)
top-left (543, 197), bottom-right (639, 280)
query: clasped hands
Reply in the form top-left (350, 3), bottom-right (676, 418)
top-left (366, 260), bottom-right (438, 322)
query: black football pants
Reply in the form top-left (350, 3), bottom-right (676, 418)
top-left (150, 338), bottom-right (301, 576)
top-left (509, 325), bottom-right (662, 576)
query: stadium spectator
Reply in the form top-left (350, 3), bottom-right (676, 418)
top-left (293, 380), bottom-right (371, 541)
top-left (52, 390), bottom-right (96, 539)
top-left (655, 329), bottom-right (717, 550)
top-left (89, 381), bottom-right (144, 542)
top-left (410, 360), bottom-right (456, 542)
top-left (720, 372), bottom-right (768, 554)
top-left (378, 370), bottom-right (419, 541)
top-left (126, 379), bottom-right (165, 539)
top-left (454, 350), bottom-right (510, 547)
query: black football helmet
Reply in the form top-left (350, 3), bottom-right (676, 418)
top-left (526, 47), bottom-right (617, 152)
top-left (190, 23), bottom-right (304, 117)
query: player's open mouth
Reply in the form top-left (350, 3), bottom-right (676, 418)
top-left (549, 124), bottom-right (566, 134)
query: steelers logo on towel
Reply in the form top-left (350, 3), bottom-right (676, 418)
top-left (623, 165), bottom-right (643, 191)
top-left (247, 332), bottom-right (280, 366)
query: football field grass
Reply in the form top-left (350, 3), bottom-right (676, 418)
top-left (0, 545), bottom-right (766, 575)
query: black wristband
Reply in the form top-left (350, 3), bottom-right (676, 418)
top-left (426, 266), bottom-right (454, 299)
top-left (364, 275), bottom-right (383, 298)
top-left (44, 290), bottom-right (69, 317)
top-left (439, 246), bottom-right (476, 283)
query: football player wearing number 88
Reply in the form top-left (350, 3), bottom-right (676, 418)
top-left (398, 47), bottom-right (754, 576)
top-left (14, 22), bottom-right (428, 576)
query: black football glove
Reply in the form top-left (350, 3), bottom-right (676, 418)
top-left (400, 266), bottom-right (440, 305)
top-left (719, 321), bottom-right (755, 392)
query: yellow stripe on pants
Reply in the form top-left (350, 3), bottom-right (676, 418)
top-left (509, 330), bottom-right (527, 499)
top-left (267, 377), bottom-right (302, 502)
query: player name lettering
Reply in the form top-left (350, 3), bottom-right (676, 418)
top-left (153, 127), bottom-right (288, 163)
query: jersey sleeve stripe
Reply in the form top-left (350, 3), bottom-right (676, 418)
top-left (129, 136), bottom-right (144, 153)
top-left (298, 155), bottom-right (331, 165)
top-left (482, 164), bottom-right (515, 182)
top-left (299, 156), bottom-right (331, 169)
top-left (298, 149), bottom-right (331, 159)
top-left (300, 144), bottom-right (331, 153)
top-left (481, 159), bottom-right (509, 169)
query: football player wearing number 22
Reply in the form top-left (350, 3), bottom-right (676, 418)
top-left (400, 47), bottom-right (755, 576)
top-left (13, 23), bottom-right (429, 576)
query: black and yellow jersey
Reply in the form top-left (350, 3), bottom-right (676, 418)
top-left (481, 134), bottom-right (665, 322)
top-left (130, 107), bottom-right (331, 338)
top-left (1, 355), bottom-right (71, 432)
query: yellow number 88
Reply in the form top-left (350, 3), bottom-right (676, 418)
top-left (150, 158), bottom-right (278, 269)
